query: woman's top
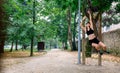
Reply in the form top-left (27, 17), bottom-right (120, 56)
top-left (86, 26), bottom-right (94, 35)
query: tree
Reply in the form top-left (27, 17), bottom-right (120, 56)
top-left (45, 0), bottom-right (78, 50)
top-left (4, 0), bottom-right (35, 54)
top-left (82, 0), bottom-right (119, 65)
top-left (102, 2), bottom-right (120, 27)
top-left (0, 0), bottom-right (8, 53)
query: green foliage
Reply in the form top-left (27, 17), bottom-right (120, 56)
top-left (91, 0), bottom-right (112, 12)
top-left (116, 3), bottom-right (120, 12)
top-left (3, 0), bottom-right (120, 51)
top-left (4, 0), bottom-right (33, 46)
top-left (109, 48), bottom-right (120, 57)
top-left (102, 2), bottom-right (120, 27)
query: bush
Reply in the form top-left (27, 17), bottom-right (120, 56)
top-left (109, 48), bottom-right (120, 57)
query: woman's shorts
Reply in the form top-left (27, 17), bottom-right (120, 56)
top-left (89, 37), bottom-right (100, 45)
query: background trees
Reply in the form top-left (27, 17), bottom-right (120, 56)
top-left (1, 0), bottom-right (120, 54)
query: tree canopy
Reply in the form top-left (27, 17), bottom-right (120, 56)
top-left (0, 0), bottom-right (119, 53)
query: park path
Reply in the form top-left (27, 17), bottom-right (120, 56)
top-left (1, 49), bottom-right (120, 73)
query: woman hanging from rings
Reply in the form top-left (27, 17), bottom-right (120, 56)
top-left (80, 9), bottom-right (109, 54)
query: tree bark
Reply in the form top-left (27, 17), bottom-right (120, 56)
top-left (0, 0), bottom-right (6, 53)
top-left (10, 41), bottom-right (14, 52)
top-left (62, 41), bottom-right (67, 50)
top-left (67, 6), bottom-right (73, 50)
top-left (82, 22), bottom-right (86, 65)
top-left (50, 40), bottom-right (52, 49)
top-left (86, 0), bottom-right (98, 36)
top-left (81, 0), bottom-right (87, 65)
top-left (30, 0), bottom-right (35, 56)
top-left (0, 40), bottom-right (5, 53)
top-left (72, 11), bottom-right (77, 51)
top-left (64, 41), bottom-right (68, 50)
top-left (86, 0), bottom-right (103, 66)
top-left (30, 37), bottom-right (34, 56)
top-left (98, 12), bottom-right (102, 66)
top-left (15, 40), bottom-right (18, 51)
top-left (98, 12), bottom-right (102, 41)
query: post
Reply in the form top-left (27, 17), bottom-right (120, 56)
top-left (78, 0), bottom-right (81, 64)
top-left (98, 53), bottom-right (102, 66)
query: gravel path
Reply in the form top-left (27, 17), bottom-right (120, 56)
top-left (1, 49), bottom-right (120, 73)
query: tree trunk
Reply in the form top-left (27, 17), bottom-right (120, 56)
top-left (22, 44), bottom-right (27, 51)
top-left (30, 0), bottom-right (35, 56)
top-left (15, 40), bottom-right (18, 51)
top-left (98, 12), bottom-right (102, 41)
top-left (82, 20), bottom-right (86, 65)
top-left (50, 40), bottom-right (52, 49)
top-left (0, 40), bottom-right (5, 53)
top-left (23, 45), bottom-right (27, 50)
top-left (30, 37), bottom-right (34, 56)
top-left (0, 0), bottom-right (6, 53)
top-left (62, 42), bottom-right (65, 49)
top-left (92, 18), bottom-right (98, 36)
top-left (10, 41), bottom-right (14, 52)
top-left (64, 41), bottom-right (68, 50)
top-left (21, 45), bottom-right (24, 51)
top-left (98, 12), bottom-right (102, 66)
top-left (63, 41), bottom-right (68, 50)
top-left (81, 0), bottom-right (87, 64)
top-left (72, 11), bottom-right (77, 51)
top-left (86, 0), bottom-right (98, 36)
top-left (86, 0), bottom-right (103, 66)
top-left (67, 6), bottom-right (73, 50)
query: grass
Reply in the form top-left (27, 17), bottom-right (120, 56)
top-left (1, 48), bottom-right (48, 58)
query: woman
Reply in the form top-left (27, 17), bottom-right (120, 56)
top-left (80, 10), bottom-right (109, 54)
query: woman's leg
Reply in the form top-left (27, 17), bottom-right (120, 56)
top-left (98, 42), bottom-right (106, 51)
top-left (98, 42), bottom-right (110, 54)
top-left (91, 43), bottom-right (100, 51)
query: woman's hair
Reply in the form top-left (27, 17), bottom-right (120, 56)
top-left (86, 21), bottom-right (90, 24)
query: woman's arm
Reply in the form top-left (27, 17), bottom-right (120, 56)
top-left (80, 16), bottom-right (86, 31)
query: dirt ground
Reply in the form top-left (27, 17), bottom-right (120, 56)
top-left (0, 49), bottom-right (120, 73)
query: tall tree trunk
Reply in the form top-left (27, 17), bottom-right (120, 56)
top-left (64, 41), bottom-right (68, 50)
top-left (10, 41), bottom-right (14, 52)
top-left (49, 40), bottom-right (52, 49)
top-left (67, 6), bottom-right (73, 50)
top-left (63, 41), bottom-right (68, 50)
top-left (97, 12), bottom-right (102, 66)
top-left (30, 37), bottom-right (34, 56)
top-left (30, 0), bottom-right (35, 56)
top-left (82, 22), bottom-right (86, 65)
top-left (98, 12), bottom-right (102, 41)
top-left (15, 40), bottom-right (18, 51)
top-left (50, 43), bottom-right (52, 49)
top-left (86, 0), bottom-right (103, 66)
top-left (23, 44), bottom-right (27, 50)
top-left (81, 0), bottom-right (87, 65)
top-left (0, 0), bottom-right (6, 53)
top-left (0, 40), bottom-right (5, 53)
top-left (86, 0), bottom-right (98, 36)
top-left (72, 11), bottom-right (77, 51)
top-left (62, 42), bottom-right (65, 49)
